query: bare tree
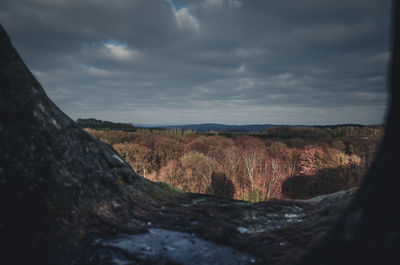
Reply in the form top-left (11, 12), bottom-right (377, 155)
top-left (224, 146), bottom-right (241, 187)
top-left (242, 148), bottom-right (264, 196)
top-left (266, 159), bottom-right (282, 200)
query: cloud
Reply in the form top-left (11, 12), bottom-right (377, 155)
top-left (85, 65), bottom-right (111, 77)
top-left (103, 42), bottom-right (138, 60)
top-left (0, 0), bottom-right (391, 125)
top-left (174, 7), bottom-right (200, 31)
top-left (365, 51), bottom-right (391, 64)
top-left (205, 0), bottom-right (242, 8)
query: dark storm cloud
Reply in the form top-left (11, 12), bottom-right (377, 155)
top-left (0, 0), bottom-right (391, 124)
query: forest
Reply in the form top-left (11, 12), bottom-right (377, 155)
top-left (85, 125), bottom-right (383, 202)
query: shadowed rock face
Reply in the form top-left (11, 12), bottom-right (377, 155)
top-left (0, 24), bottom-right (153, 264)
top-left (0, 23), bottom-right (145, 208)
top-left (0, 3), bottom-right (399, 263)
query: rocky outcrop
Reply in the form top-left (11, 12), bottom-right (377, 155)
top-left (0, 24), bottom-right (158, 265)
top-left (1, 3), bottom-right (399, 263)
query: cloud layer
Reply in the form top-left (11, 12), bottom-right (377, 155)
top-left (0, 0), bottom-right (391, 125)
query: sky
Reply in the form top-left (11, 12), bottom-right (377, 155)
top-left (0, 0), bottom-right (392, 125)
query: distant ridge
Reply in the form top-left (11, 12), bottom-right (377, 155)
top-left (148, 123), bottom-right (280, 133)
top-left (78, 119), bottom-right (382, 135)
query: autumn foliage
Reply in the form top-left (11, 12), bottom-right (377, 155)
top-left (85, 126), bottom-right (382, 202)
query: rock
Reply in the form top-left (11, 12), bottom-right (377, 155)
top-left (89, 228), bottom-right (255, 265)
top-left (0, 24), bottom-right (158, 265)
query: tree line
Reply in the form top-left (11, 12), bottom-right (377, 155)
top-left (85, 126), bottom-right (383, 202)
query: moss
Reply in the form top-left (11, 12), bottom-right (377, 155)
top-left (147, 181), bottom-right (183, 200)
top-left (190, 198), bottom-right (208, 205)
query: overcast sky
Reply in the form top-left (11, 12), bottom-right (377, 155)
top-left (0, 0), bottom-right (392, 125)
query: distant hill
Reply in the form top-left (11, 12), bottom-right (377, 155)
top-left (261, 124), bottom-right (384, 138)
top-left (78, 120), bottom-right (283, 134)
top-left (77, 119), bottom-right (384, 137)
top-left (77, 118), bottom-right (137, 131)
top-left (149, 123), bottom-right (279, 133)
